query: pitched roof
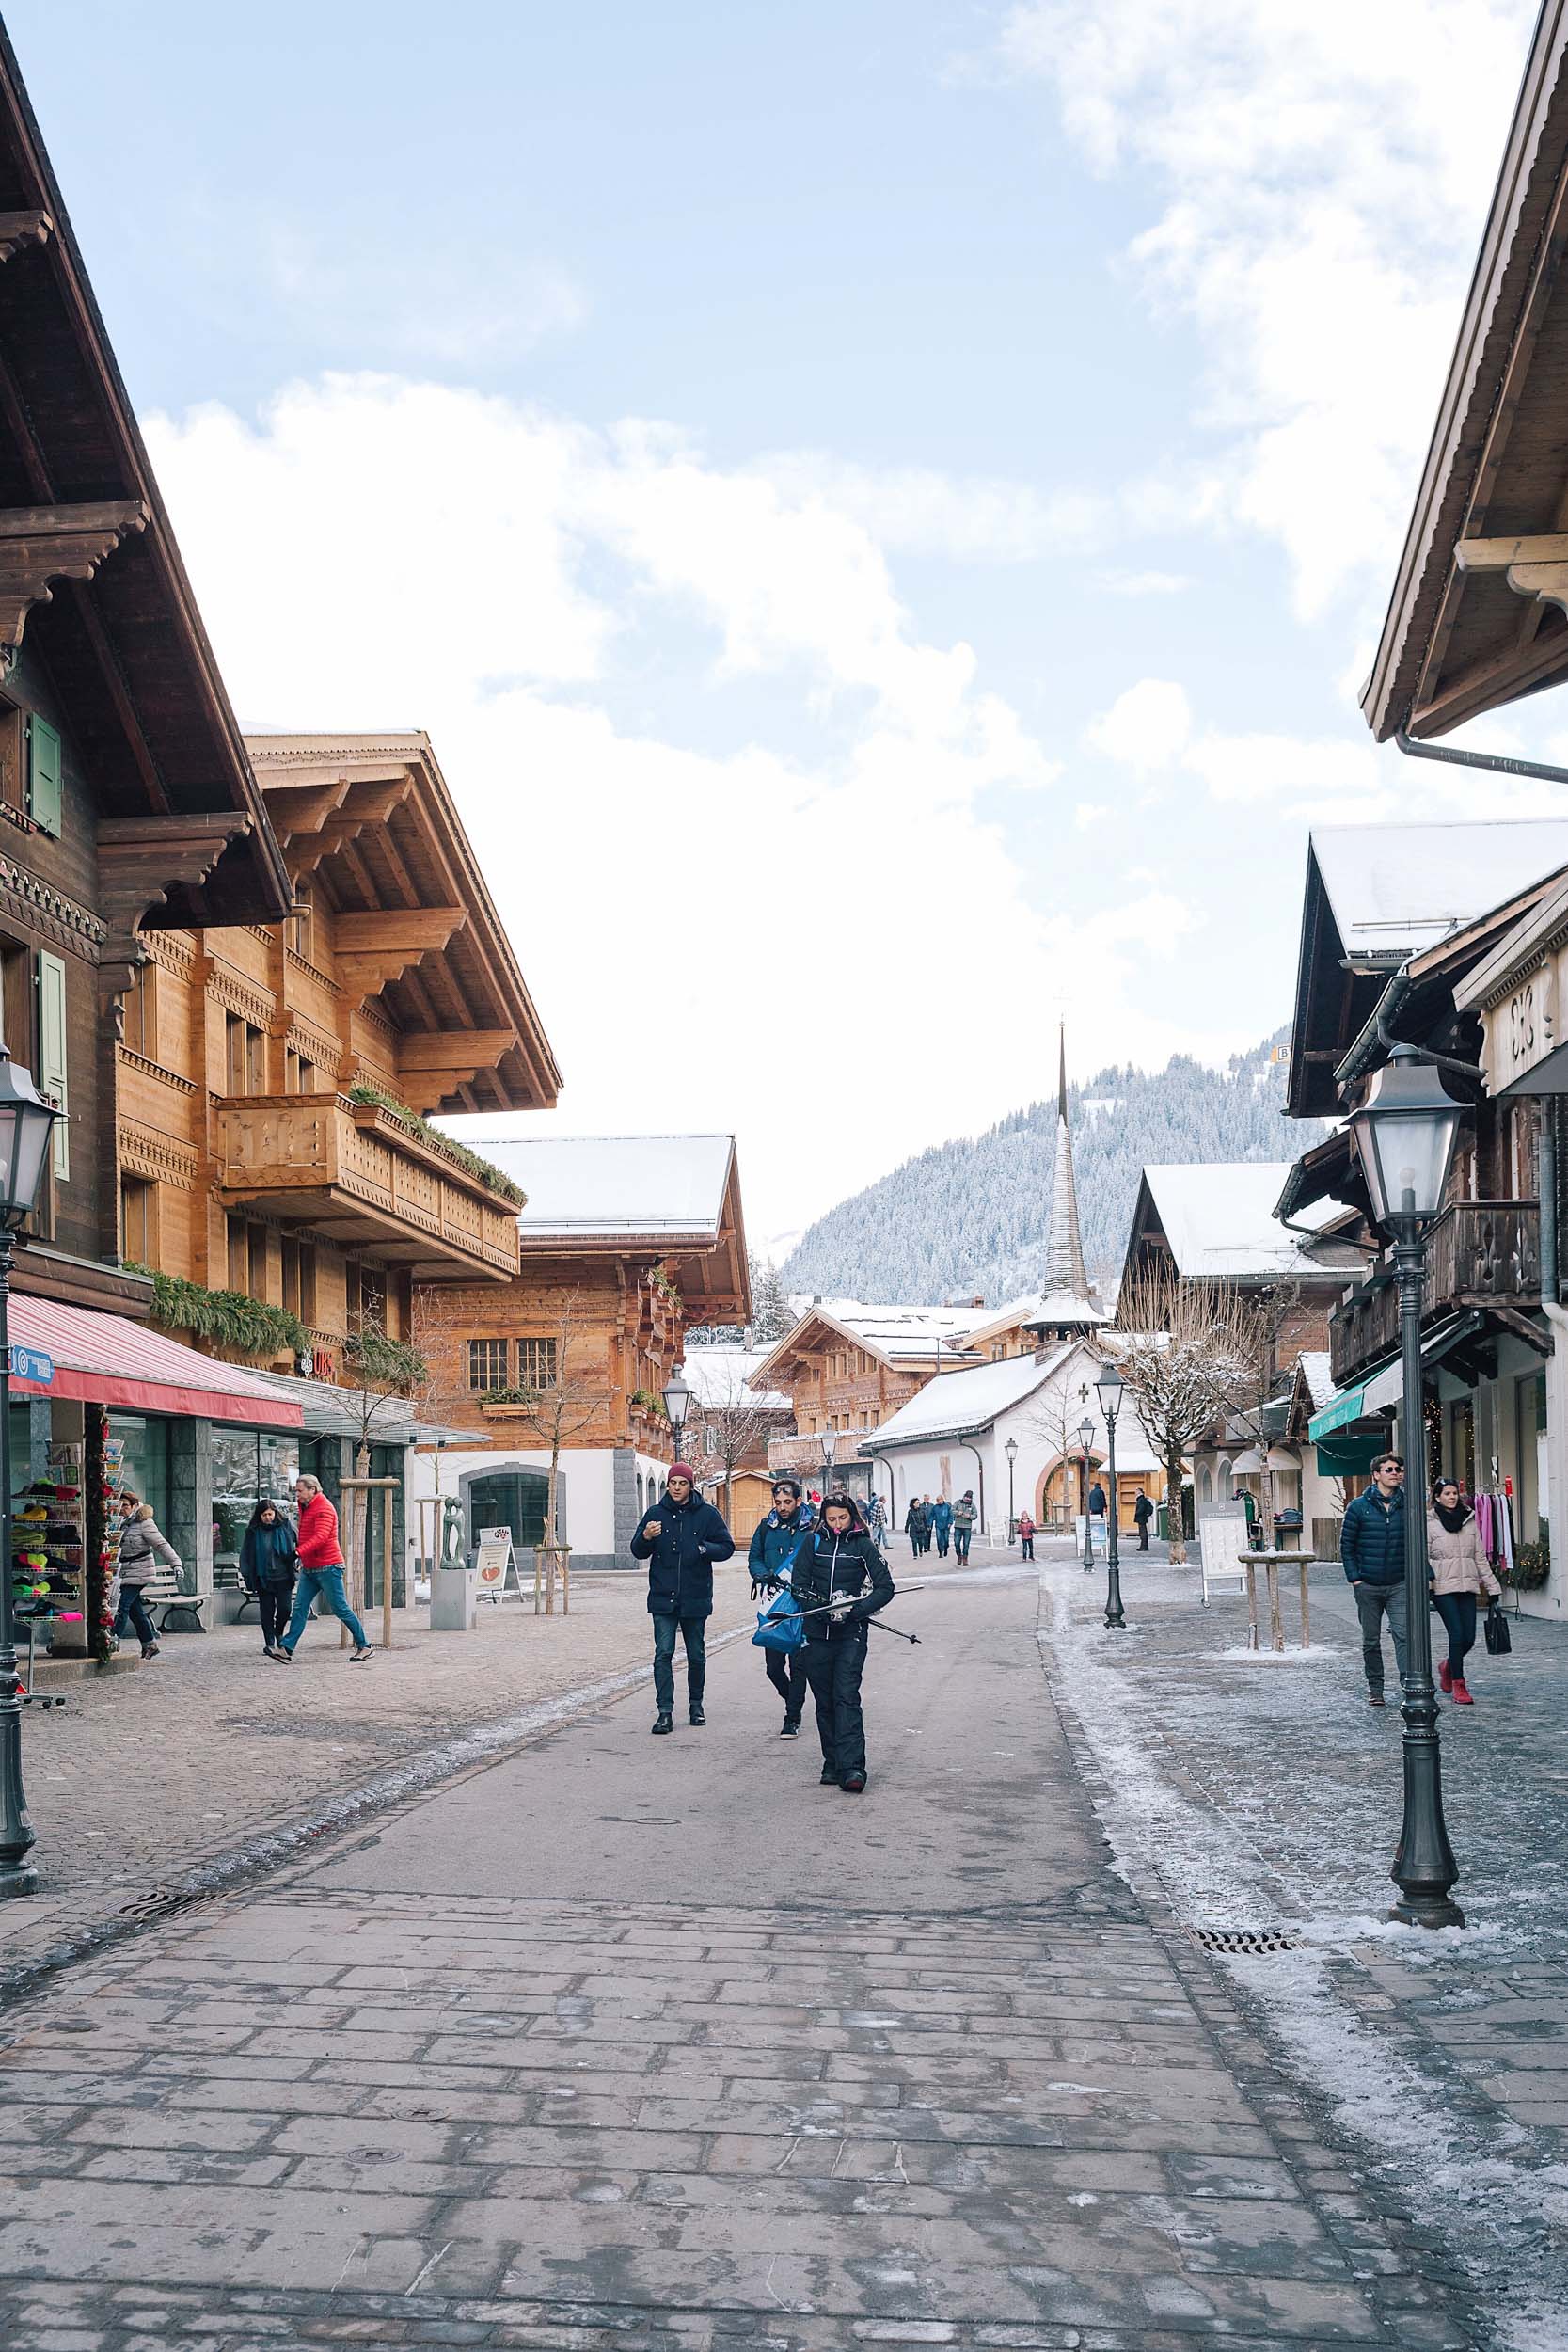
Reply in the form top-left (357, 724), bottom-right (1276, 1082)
top-left (1131, 1163), bottom-right (1356, 1283)
top-left (1308, 819), bottom-right (1568, 961)
top-left (678, 1346), bottom-right (791, 1415)
top-left (863, 1344), bottom-right (1075, 1447)
top-left (437, 1132), bottom-right (736, 1237)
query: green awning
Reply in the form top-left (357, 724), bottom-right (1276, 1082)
top-left (1315, 1431), bottom-right (1386, 1476)
top-left (1308, 1386), bottom-right (1367, 1440)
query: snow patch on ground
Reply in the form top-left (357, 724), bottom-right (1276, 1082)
top-left (1037, 1565), bottom-right (1568, 2352)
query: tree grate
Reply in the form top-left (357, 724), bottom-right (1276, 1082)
top-left (1190, 1927), bottom-right (1299, 1955)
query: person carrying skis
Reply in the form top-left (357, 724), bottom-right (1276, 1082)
top-left (794, 1493), bottom-right (894, 1793)
top-left (748, 1476), bottom-right (815, 1737)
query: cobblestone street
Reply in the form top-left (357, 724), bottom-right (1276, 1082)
top-left (0, 1560), bottom-right (1481, 2351)
top-left (4, 1570), bottom-right (759, 1994)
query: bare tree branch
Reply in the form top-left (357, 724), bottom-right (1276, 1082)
top-left (1112, 1271), bottom-right (1271, 1565)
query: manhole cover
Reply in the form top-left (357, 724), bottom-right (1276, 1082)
top-left (1190, 1927), bottom-right (1299, 1955)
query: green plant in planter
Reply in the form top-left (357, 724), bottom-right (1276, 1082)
top-left (126, 1266), bottom-right (309, 1362)
top-left (628, 1388), bottom-right (667, 1415)
top-left (343, 1325), bottom-right (428, 1394)
top-left (1505, 1534), bottom-right (1551, 1591)
top-left (481, 1384), bottom-right (540, 1407)
top-left (343, 1083), bottom-right (526, 1203)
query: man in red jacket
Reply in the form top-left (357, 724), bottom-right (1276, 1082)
top-left (274, 1474), bottom-right (373, 1664)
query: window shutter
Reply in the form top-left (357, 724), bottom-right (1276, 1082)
top-left (26, 716), bottom-right (62, 836)
top-left (36, 949), bottom-right (69, 1179)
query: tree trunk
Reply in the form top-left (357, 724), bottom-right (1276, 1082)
top-left (1165, 1445), bottom-right (1187, 1564)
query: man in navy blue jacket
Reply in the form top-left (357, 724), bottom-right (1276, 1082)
top-left (1339, 1454), bottom-right (1408, 1707)
top-left (631, 1463), bottom-right (735, 1734)
top-left (748, 1477), bottom-right (815, 1737)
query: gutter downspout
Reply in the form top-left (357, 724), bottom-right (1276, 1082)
top-left (1395, 729), bottom-right (1568, 787)
top-left (960, 1440), bottom-right (986, 1537)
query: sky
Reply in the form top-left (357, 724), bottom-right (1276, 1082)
top-left (8, 0), bottom-right (1558, 1252)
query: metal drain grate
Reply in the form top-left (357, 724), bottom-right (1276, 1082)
top-left (119, 1885), bottom-right (222, 1925)
top-left (1190, 1927), bottom-right (1299, 1955)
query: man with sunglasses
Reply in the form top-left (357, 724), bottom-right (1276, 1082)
top-left (1340, 1453), bottom-right (1407, 1708)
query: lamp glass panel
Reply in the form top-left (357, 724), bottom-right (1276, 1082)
top-left (0, 1103), bottom-right (16, 1210)
top-left (10, 1106), bottom-right (52, 1216)
top-left (1369, 1106), bottom-right (1463, 1221)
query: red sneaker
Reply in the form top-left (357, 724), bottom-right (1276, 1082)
top-left (1437, 1660), bottom-right (1453, 1694)
top-left (1451, 1677), bottom-right (1474, 1705)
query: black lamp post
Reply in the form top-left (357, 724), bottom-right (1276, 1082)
top-left (0, 1049), bottom-right (66, 1899)
top-left (660, 1371), bottom-right (691, 1476)
top-left (1348, 1043), bottom-right (1467, 1931)
top-left (1078, 1416), bottom-right (1095, 1571)
top-left (1005, 1435), bottom-right (1018, 1540)
top-left (821, 1425), bottom-right (838, 1500)
top-left (1095, 1362), bottom-right (1125, 1629)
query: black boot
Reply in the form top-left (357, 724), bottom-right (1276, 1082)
top-left (689, 1702), bottom-right (705, 1726)
top-left (819, 1761), bottom-right (839, 1786)
top-left (652, 1712), bottom-right (673, 1735)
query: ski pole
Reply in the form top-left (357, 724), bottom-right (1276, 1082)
top-left (782, 1597), bottom-right (922, 1644)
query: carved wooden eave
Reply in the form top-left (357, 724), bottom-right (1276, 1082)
top-left (0, 499), bottom-right (149, 669)
top-left (284, 778), bottom-right (416, 876)
top-left (334, 905), bottom-right (467, 1007)
top-left (0, 209), bottom-right (50, 263)
top-left (97, 812), bottom-right (254, 997)
top-left (1454, 532), bottom-right (1568, 621)
top-left (395, 1026), bottom-right (520, 1114)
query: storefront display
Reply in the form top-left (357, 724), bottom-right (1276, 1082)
top-left (10, 1439), bottom-right (87, 1658)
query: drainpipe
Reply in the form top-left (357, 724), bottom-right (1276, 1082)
top-left (960, 1440), bottom-right (986, 1535)
top-left (1541, 1101), bottom-right (1559, 1311)
top-left (1395, 729), bottom-right (1568, 787)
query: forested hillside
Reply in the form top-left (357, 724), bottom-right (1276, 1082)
top-left (782, 1029), bottom-right (1323, 1306)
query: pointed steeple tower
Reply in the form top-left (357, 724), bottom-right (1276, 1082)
top-left (1022, 1024), bottom-right (1106, 1342)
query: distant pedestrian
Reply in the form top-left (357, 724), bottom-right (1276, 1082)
top-left (929, 1496), bottom-right (954, 1557)
top-left (795, 1494), bottom-right (894, 1793)
top-left (276, 1476), bottom-right (373, 1664)
top-left (904, 1497), bottom-right (928, 1556)
top-left (867, 1493), bottom-right (887, 1548)
top-left (632, 1461), bottom-right (735, 1734)
top-left (952, 1489), bottom-right (977, 1565)
top-left (1017, 1510), bottom-right (1036, 1562)
top-left (1133, 1491), bottom-right (1154, 1551)
top-left (1339, 1454), bottom-right (1408, 1708)
top-left (1088, 1481), bottom-right (1106, 1520)
top-left (1428, 1478), bottom-right (1501, 1706)
top-left (241, 1499), bottom-right (299, 1661)
top-left (114, 1498), bottom-right (179, 1660)
top-left (748, 1477), bottom-right (814, 1737)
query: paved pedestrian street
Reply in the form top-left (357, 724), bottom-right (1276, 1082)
top-left (0, 1565), bottom-right (1479, 2352)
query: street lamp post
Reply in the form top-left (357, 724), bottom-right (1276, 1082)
top-left (1005, 1435), bottom-right (1018, 1540)
top-left (821, 1426), bottom-right (837, 1502)
top-left (660, 1370), bottom-right (691, 1478)
top-left (1078, 1416), bottom-right (1096, 1572)
top-left (1095, 1363), bottom-right (1125, 1629)
top-left (0, 1050), bottom-right (66, 1899)
top-left (1348, 1043), bottom-right (1467, 1931)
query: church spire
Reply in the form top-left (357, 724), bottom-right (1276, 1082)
top-left (1022, 1024), bottom-right (1105, 1338)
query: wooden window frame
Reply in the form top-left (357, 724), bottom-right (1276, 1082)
top-left (467, 1337), bottom-right (511, 1392)
top-left (517, 1337), bottom-right (558, 1390)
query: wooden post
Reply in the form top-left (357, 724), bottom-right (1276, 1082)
top-left (340, 1478), bottom-right (401, 1650)
top-left (1266, 1558), bottom-right (1285, 1653)
top-left (1299, 1558), bottom-right (1311, 1651)
top-left (1245, 1559), bottom-right (1259, 1651)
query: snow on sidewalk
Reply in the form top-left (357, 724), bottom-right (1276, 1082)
top-left (1037, 1558), bottom-right (1568, 2352)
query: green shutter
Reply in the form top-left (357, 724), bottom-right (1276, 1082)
top-left (36, 949), bottom-right (68, 1180)
top-left (26, 715), bottom-right (62, 836)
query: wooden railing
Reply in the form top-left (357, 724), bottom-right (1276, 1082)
top-left (1328, 1200), bottom-right (1540, 1389)
top-left (214, 1092), bottom-right (520, 1279)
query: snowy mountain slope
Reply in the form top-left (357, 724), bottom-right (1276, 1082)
top-left (781, 1028), bottom-right (1323, 1305)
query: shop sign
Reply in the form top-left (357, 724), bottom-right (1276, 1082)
top-left (8, 1343), bottom-right (53, 1385)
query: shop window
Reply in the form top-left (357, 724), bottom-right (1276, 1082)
top-left (517, 1337), bottom-right (558, 1389)
top-left (119, 1175), bottom-right (154, 1265)
top-left (121, 961), bottom-right (157, 1059)
top-left (468, 1337), bottom-right (510, 1391)
top-left (0, 933), bottom-right (29, 1062)
top-left (36, 949), bottom-right (68, 1179)
top-left (212, 1425), bottom-right (301, 1558)
top-left (108, 1413), bottom-right (169, 1532)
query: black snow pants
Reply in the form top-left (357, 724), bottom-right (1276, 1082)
top-left (803, 1628), bottom-right (869, 1779)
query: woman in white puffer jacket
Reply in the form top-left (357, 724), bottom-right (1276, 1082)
top-left (1426, 1479), bottom-right (1501, 1706)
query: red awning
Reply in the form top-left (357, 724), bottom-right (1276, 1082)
top-left (7, 1295), bottom-right (303, 1430)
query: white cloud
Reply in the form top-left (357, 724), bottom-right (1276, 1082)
top-left (146, 373), bottom-right (1228, 1233)
top-left (998, 0), bottom-right (1535, 615)
top-left (1099, 568), bottom-right (1194, 597)
top-left (1085, 677), bottom-right (1193, 773)
top-left (1074, 801), bottom-right (1109, 830)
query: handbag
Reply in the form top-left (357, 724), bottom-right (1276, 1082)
top-left (1483, 1600), bottom-right (1513, 1657)
top-left (752, 1586), bottom-right (805, 1654)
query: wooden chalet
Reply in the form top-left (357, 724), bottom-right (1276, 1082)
top-left (1364, 0), bottom-right (1568, 742)
top-left (752, 1301), bottom-right (990, 1497)
top-left (119, 731), bottom-right (561, 1374)
top-left (408, 1134), bottom-right (752, 1569)
top-left (0, 28), bottom-right (292, 1321)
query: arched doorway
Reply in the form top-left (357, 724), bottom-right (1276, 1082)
top-left (465, 1466), bottom-right (550, 1553)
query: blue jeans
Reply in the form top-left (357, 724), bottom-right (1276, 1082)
top-left (282, 1565), bottom-right (369, 1653)
top-left (115, 1584), bottom-right (157, 1648)
top-left (652, 1613), bottom-right (705, 1712)
top-left (954, 1529), bottom-right (973, 1563)
top-left (1433, 1591), bottom-right (1478, 1680)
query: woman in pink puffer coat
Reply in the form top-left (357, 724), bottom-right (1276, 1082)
top-left (1426, 1479), bottom-right (1501, 1705)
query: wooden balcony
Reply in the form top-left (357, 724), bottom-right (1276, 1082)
top-left (214, 1092), bottom-right (520, 1282)
top-left (1328, 1200), bottom-right (1541, 1389)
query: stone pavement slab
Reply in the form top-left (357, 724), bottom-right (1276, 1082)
top-left (0, 1568), bottom-right (1476, 2351)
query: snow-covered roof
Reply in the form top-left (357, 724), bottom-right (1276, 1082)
top-left (1297, 1352), bottom-right (1335, 1410)
top-left (1311, 819), bottom-right (1568, 961)
top-left (1140, 1164), bottom-right (1352, 1280)
top-left (678, 1347), bottom-right (791, 1414)
top-left (863, 1346), bottom-right (1074, 1447)
top-left (790, 1298), bottom-right (996, 1362)
top-left (432, 1130), bottom-right (735, 1238)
